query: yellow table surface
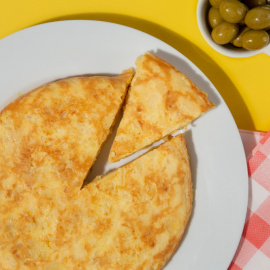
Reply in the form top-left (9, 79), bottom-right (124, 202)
top-left (1, 0), bottom-right (269, 132)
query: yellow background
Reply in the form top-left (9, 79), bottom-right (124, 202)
top-left (1, 0), bottom-right (269, 132)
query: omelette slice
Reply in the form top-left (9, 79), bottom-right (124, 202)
top-left (109, 52), bottom-right (215, 163)
top-left (0, 134), bottom-right (192, 269)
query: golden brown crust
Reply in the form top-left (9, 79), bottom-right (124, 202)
top-left (109, 52), bottom-right (215, 163)
top-left (0, 70), bottom-right (133, 269)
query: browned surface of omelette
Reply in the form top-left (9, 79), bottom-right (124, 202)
top-left (109, 52), bottom-right (215, 163)
top-left (0, 134), bottom-right (192, 269)
top-left (0, 70), bottom-right (134, 269)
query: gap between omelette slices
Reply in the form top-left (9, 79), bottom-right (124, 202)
top-left (84, 52), bottom-right (215, 186)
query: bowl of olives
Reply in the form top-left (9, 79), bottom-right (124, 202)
top-left (197, 0), bottom-right (270, 57)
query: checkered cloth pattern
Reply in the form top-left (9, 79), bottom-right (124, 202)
top-left (228, 129), bottom-right (270, 270)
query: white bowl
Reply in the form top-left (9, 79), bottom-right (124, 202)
top-left (196, 0), bottom-right (270, 57)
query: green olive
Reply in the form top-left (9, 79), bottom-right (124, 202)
top-left (210, 0), bottom-right (225, 8)
top-left (245, 6), bottom-right (270, 29)
top-left (219, 0), bottom-right (248, 23)
top-left (243, 0), bottom-right (266, 9)
top-left (211, 21), bottom-right (239, 44)
top-left (208, 7), bottom-right (224, 28)
top-left (242, 29), bottom-right (270, 49)
top-left (232, 26), bottom-right (251, 46)
top-left (206, 0), bottom-right (270, 50)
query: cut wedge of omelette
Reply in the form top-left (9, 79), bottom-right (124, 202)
top-left (109, 52), bottom-right (215, 163)
top-left (0, 134), bottom-right (192, 270)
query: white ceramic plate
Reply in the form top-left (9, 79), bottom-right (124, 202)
top-left (0, 20), bottom-right (248, 270)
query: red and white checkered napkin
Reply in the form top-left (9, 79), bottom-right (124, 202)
top-left (229, 129), bottom-right (270, 270)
